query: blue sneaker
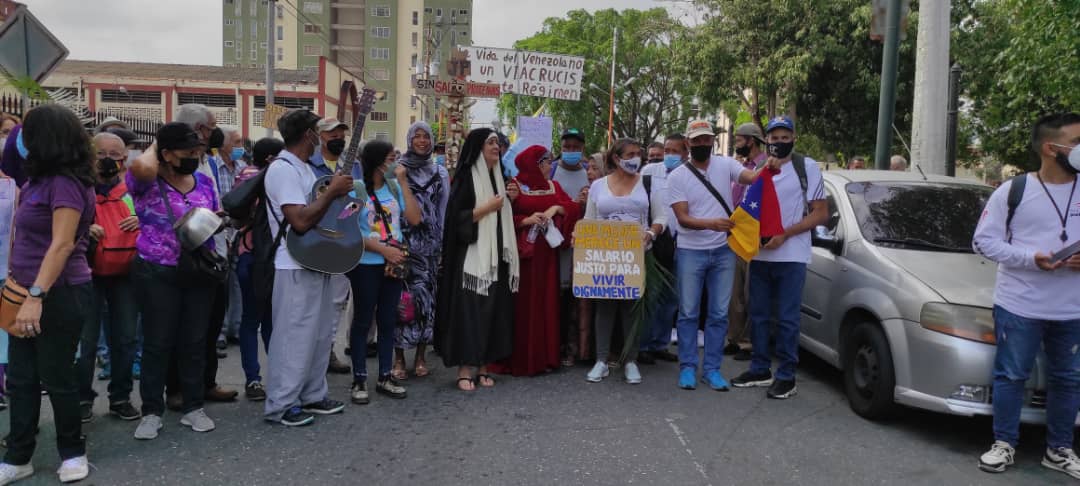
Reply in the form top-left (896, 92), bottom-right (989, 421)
top-left (702, 370), bottom-right (730, 391)
top-left (132, 360), bottom-right (141, 380)
top-left (678, 368), bottom-right (696, 390)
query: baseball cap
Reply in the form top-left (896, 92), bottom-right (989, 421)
top-left (686, 119), bottom-right (714, 139)
top-left (316, 117), bottom-right (348, 133)
top-left (277, 109), bottom-right (322, 141)
top-left (765, 116), bottom-right (795, 134)
top-left (156, 122), bottom-right (204, 151)
top-left (734, 123), bottom-right (765, 143)
top-left (560, 128), bottom-right (585, 143)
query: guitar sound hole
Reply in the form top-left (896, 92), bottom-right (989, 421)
top-left (315, 183), bottom-right (330, 198)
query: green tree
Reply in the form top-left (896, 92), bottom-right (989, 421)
top-left (496, 8), bottom-right (696, 154)
top-left (953, 0), bottom-right (1080, 170)
top-left (686, 0), bottom-right (917, 164)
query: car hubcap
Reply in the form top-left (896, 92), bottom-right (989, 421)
top-left (853, 344), bottom-right (878, 397)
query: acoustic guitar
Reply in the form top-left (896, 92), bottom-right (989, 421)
top-left (285, 88), bottom-right (376, 274)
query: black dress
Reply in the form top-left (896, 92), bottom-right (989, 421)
top-left (434, 167), bottom-right (514, 367)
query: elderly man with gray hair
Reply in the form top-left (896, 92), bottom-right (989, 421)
top-left (135, 104), bottom-right (239, 406)
top-left (890, 155), bottom-right (908, 171)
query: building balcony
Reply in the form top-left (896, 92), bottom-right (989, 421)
top-left (331, 24), bottom-right (365, 31)
top-left (330, 3), bottom-right (365, 9)
top-left (331, 45), bottom-right (365, 52)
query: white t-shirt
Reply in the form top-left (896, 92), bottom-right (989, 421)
top-left (667, 155), bottom-right (745, 250)
top-left (264, 149), bottom-right (317, 270)
top-left (641, 162), bottom-right (677, 236)
top-left (584, 176), bottom-right (667, 230)
top-left (754, 157), bottom-right (825, 264)
top-left (973, 174), bottom-right (1080, 320)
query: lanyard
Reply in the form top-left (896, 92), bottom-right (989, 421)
top-left (1035, 172), bottom-right (1077, 243)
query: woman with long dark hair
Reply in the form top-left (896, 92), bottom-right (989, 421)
top-left (127, 122), bottom-right (219, 440)
top-left (345, 140), bottom-right (420, 404)
top-left (434, 128), bottom-right (519, 391)
top-left (0, 104), bottom-right (96, 484)
top-left (393, 121), bottom-right (449, 379)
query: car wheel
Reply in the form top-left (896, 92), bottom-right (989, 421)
top-left (843, 321), bottom-right (897, 420)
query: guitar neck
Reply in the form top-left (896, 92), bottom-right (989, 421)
top-left (339, 117), bottom-right (367, 175)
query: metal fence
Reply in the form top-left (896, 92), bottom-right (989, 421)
top-left (0, 93), bottom-right (162, 144)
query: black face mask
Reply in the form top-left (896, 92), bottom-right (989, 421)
top-left (1056, 150), bottom-right (1080, 175)
top-left (208, 127), bottom-right (225, 150)
top-left (647, 158), bottom-right (663, 165)
top-left (767, 141), bottom-right (795, 159)
top-left (97, 158), bottom-right (120, 179)
top-left (735, 144), bottom-right (752, 157)
top-left (326, 138), bottom-right (346, 157)
top-left (175, 157), bottom-right (200, 175)
top-left (690, 145), bottom-right (712, 162)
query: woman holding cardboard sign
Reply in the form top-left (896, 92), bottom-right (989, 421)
top-left (581, 138), bottom-right (666, 385)
top-left (489, 145), bottom-right (581, 377)
top-left (434, 129), bottom-right (520, 391)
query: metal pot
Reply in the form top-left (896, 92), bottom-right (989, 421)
top-left (173, 207), bottom-right (224, 251)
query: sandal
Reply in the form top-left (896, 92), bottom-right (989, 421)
top-left (391, 358), bottom-right (408, 381)
top-left (413, 361), bottom-right (430, 378)
top-left (456, 377), bottom-right (475, 392)
top-left (475, 374), bottom-right (496, 388)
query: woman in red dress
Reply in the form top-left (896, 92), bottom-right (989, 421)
top-left (490, 145), bottom-right (581, 376)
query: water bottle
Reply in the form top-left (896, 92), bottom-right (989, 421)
top-left (527, 223), bottom-right (541, 243)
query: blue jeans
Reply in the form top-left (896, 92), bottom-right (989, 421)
top-left (991, 305), bottom-right (1080, 449)
top-left (237, 252), bottom-right (272, 384)
top-left (641, 287), bottom-right (677, 353)
top-left (347, 264), bottom-right (403, 381)
top-left (748, 261), bottom-right (807, 381)
top-left (675, 246), bottom-right (736, 373)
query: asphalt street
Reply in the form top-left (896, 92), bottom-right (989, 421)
top-left (1, 338), bottom-right (1068, 486)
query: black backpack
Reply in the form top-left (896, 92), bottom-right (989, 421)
top-left (226, 162), bottom-right (288, 314)
top-left (1005, 173), bottom-right (1027, 243)
top-left (643, 175), bottom-right (676, 268)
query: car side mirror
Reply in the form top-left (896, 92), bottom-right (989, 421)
top-left (812, 225), bottom-right (842, 255)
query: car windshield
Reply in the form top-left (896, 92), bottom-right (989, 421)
top-left (846, 181), bottom-right (993, 253)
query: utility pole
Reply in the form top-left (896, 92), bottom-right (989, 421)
top-left (265, 0), bottom-right (276, 137)
top-left (945, 63), bottom-right (962, 177)
top-left (607, 26), bottom-right (617, 148)
top-left (910, 0), bottom-right (950, 175)
top-left (873, 0), bottom-right (902, 170)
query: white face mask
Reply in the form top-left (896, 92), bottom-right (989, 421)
top-left (1051, 143), bottom-right (1080, 173)
top-left (619, 156), bottom-right (641, 174)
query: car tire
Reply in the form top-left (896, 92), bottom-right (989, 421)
top-left (843, 321), bottom-right (897, 420)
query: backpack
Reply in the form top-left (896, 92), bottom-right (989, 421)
top-left (1005, 173), bottom-right (1027, 243)
top-left (90, 183), bottom-right (138, 277)
top-left (229, 161), bottom-right (288, 311)
top-left (791, 153), bottom-right (810, 216)
top-left (643, 175), bottom-right (676, 268)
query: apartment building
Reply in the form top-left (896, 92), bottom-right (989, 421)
top-left (222, 0), bottom-right (471, 147)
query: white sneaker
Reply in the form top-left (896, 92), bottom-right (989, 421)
top-left (624, 362), bottom-right (642, 384)
top-left (0, 463), bottom-right (34, 485)
top-left (1043, 447), bottom-right (1080, 479)
top-left (181, 408), bottom-right (216, 433)
top-left (978, 440), bottom-right (1015, 473)
top-left (57, 456), bottom-right (88, 483)
top-left (134, 415), bottom-right (163, 440)
top-left (585, 362), bottom-right (609, 383)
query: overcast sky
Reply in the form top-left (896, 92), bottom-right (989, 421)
top-left (25, 0), bottom-right (693, 123)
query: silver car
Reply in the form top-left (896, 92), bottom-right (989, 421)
top-left (802, 170), bottom-right (1061, 423)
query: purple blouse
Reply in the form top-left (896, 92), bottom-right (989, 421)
top-left (10, 175), bottom-right (95, 287)
top-left (125, 171), bottom-right (219, 267)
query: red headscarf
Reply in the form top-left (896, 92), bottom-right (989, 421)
top-left (514, 144), bottom-right (550, 191)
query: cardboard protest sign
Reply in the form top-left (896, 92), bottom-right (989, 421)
top-left (572, 220), bottom-right (644, 300)
top-left (516, 116), bottom-right (553, 152)
top-left (457, 46), bottom-right (585, 101)
top-left (261, 103), bottom-right (287, 129)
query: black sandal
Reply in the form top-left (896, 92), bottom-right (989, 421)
top-left (475, 374), bottom-right (496, 388)
top-left (456, 377), bottom-right (475, 391)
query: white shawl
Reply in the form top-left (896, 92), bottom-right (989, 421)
top-left (462, 152), bottom-right (520, 295)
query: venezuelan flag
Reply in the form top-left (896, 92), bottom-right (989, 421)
top-left (729, 168), bottom-right (784, 262)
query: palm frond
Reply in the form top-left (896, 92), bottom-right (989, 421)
top-left (620, 251), bottom-right (675, 363)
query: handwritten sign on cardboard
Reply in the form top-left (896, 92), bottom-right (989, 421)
top-left (572, 220), bottom-right (644, 300)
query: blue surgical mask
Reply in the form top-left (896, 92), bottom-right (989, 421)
top-left (435, 154), bottom-right (446, 167)
top-left (663, 154), bottom-right (683, 170)
top-left (561, 152), bottom-right (582, 165)
top-left (230, 147), bottom-right (246, 161)
top-left (15, 130), bottom-right (28, 159)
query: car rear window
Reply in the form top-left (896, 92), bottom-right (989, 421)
top-left (846, 181), bottom-right (993, 253)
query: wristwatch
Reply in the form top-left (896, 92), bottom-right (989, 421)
top-left (28, 286), bottom-right (47, 299)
